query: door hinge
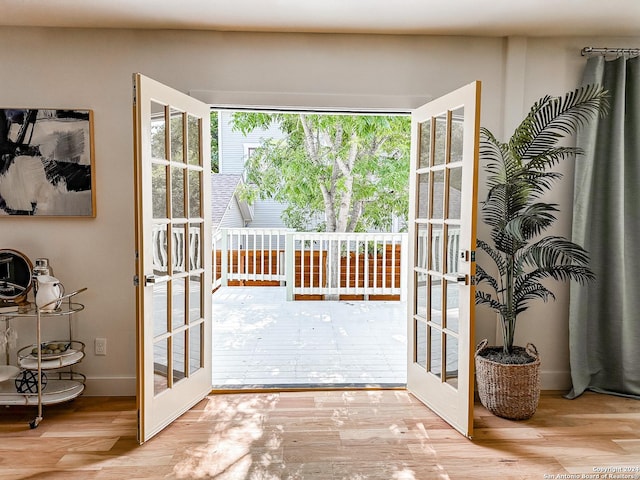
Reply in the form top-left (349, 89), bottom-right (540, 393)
top-left (132, 81), bottom-right (137, 107)
top-left (133, 274), bottom-right (140, 287)
top-left (470, 250), bottom-right (476, 262)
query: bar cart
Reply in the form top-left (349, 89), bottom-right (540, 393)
top-left (0, 288), bottom-right (87, 428)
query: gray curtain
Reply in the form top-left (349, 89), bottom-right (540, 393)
top-left (568, 54), bottom-right (640, 399)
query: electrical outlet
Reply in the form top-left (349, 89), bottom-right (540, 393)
top-left (95, 337), bottom-right (107, 356)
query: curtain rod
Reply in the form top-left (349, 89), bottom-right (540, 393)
top-left (582, 47), bottom-right (640, 57)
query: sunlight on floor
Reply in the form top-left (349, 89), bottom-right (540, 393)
top-left (170, 391), bottom-right (450, 479)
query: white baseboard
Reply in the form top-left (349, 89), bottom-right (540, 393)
top-left (83, 376), bottom-right (136, 396)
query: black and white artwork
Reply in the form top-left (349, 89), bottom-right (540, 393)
top-left (0, 109), bottom-right (94, 216)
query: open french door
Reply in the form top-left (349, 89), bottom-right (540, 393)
top-left (133, 73), bottom-right (212, 443)
top-left (407, 81), bottom-right (481, 438)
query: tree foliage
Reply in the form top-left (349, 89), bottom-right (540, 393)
top-left (231, 113), bottom-right (410, 232)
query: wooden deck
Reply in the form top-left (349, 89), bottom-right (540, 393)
top-left (0, 390), bottom-right (638, 479)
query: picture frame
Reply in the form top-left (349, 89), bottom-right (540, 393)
top-left (0, 108), bottom-right (95, 217)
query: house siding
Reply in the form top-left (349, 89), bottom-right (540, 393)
top-left (218, 197), bottom-right (246, 229)
top-left (247, 198), bottom-right (287, 229)
top-left (219, 110), bottom-right (286, 176)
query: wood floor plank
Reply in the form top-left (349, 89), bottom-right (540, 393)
top-left (0, 391), bottom-right (638, 479)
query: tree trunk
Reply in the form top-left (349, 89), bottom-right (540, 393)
top-left (325, 239), bottom-right (341, 301)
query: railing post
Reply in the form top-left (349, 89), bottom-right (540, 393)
top-left (220, 228), bottom-right (229, 287)
top-left (363, 237), bottom-right (369, 298)
top-left (285, 232), bottom-right (294, 301)
top-left (400, 233), bottom-right (408, 302)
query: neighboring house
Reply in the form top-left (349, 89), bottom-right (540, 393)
top-left (210, 174), bottom-right (253, 231)
top-left (216, 110), bottom-right (289, 230)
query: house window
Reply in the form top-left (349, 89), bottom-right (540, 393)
top-left (243, 143), bottom-right (260, 161)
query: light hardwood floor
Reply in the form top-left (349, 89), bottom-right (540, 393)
top-left (0, 390), bottom-right (639, 479)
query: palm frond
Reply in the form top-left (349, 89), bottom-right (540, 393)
top-left (476, 239), bottom-right (507, 277)
top-left (475, 291), bottom-right (503, 311)
top-left (512, 84), bottom-right (608, 162)
top-left (538, 265), bottom-right (595, 284)
top-left (526, 146), bottom-right (582, 173)
top-left (503, 203), bottom-right (558, 242)
top-left (514, 282), bottom-right (555, 314)
top-left (475, 264), bottom-right (499, 294)
top-left (518, 236), bottom-right (591, 268)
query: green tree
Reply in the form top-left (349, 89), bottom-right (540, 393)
top-left (210, 111), bottom-right (219, 173)
top-left (231, 113), bottom-right (410, 233)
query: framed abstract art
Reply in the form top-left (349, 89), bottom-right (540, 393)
top-left (0, 108), bottom-right (95, 217)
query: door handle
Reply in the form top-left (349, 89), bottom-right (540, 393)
top-left (456, 274), bottom-right (467, 285)
top-left (145, 274), bottom-right (170, 286)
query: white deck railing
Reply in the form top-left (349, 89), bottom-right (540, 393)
top-left (213, 227), bottom-right (291, 290)
top-left (284, 232), bottom-right (408, 301)
top-left (213, 228), bottom-right (409, 301)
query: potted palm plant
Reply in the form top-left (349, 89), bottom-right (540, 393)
top-left (475, 84), bottom-right (608, 420)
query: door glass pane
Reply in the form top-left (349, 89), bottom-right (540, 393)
top-left (152, 164), bottom-right (167, 219)
top-left (433, 114), bottom-right (447, 166)
top-left (415, 271), bottom-right (427, 318)
top-left (416, 224), bottom-right (428, 270)
top-left (172, 224), bottom-right (187, 274)
top-left (151, 102), bottom-right (166, 161)
top-left (448, 167), bottom-right (462, 220)
top-left (173, 331), bottom-right (186, 384)
top-left (446, 226), bottom-right (460, 274)
top-left (417, 173), bottom-right (430, 219)
top-left (416, 320), bottom-right (426, 368)
top-left (189, 170), bottom-right (201, 218)
top-left (170, 108), bottom-right (184, 163)
top-left (419, 119), bottom-right (432, 169)
top-left (432, 170), bottom-right (445, 219)
top-left (189, 274), bottom-right (203, 322)
top-left (431, 224), bottom-right (443, 271)
top-left (429, 327), bottom-right (442, 378)
top-left (152, 224), bottom-right (168, 275)
top-left (187, 115), bottom-right (201, 166)
top-left (189, 225), bottom-right (203, 270)
top-left (429, 276), bottom-right (442, 326)
top-left (450, 107), bottom-right (464, 164)
top-left (172, 277), bottom-right (186, 330)
top-left (154, 339), bottom-right (168, 395)
top-left (153, 282), bottom-right (169, 336)
top-left (445, 334), bottom-right (459, 389)
top-left (446, 281), bottom-right (459, 334)
top-left (171, 167), bottom-right (185, 218)
top-left (189, 324), bottom-right (203, 374)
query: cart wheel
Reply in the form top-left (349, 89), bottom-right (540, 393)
top-left (29, 417), bottom-right (42, 429)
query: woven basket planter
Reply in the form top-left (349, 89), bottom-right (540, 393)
top-left (475, 339), bottom-right (541, 420)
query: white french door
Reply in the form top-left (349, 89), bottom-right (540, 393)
top-left (407, 81), bottom-right (481, 438)
top-left (133, 73), bottom-right (212, 443)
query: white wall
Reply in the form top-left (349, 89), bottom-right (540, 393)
top-left (0, 27), bottom-right (637, 394)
